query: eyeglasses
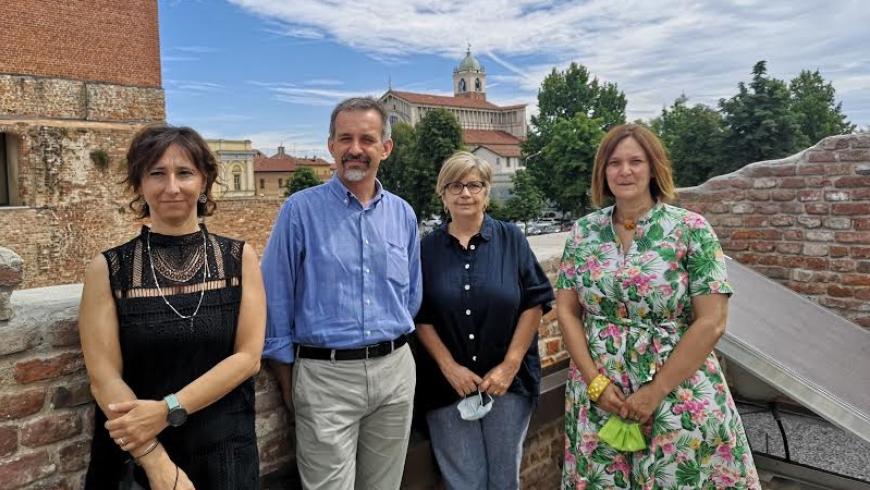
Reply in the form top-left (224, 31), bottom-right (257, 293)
top-left (444, 181), bottom-right (486, 195)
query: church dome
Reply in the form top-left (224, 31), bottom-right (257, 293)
top-left (455, 47), bottom-right (484, 73)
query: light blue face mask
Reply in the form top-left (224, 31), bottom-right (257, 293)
top-left (457, 390), bottom-right (494, 421)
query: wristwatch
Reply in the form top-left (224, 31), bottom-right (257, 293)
top-left (164, 393), bottom-right (188, 427)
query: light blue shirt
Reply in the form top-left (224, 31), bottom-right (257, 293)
top-left (261, 175), bottom-right (422, 364)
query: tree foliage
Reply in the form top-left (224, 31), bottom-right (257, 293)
top-left (378, 111), bottom-right (463, 220)
top-left (650, 95), bottom-right (726, 187)
top-left (789, 69), bottom-right (855, 144)
top-left (538, 114), bottom-right (605, 215)
top-left (502, 169), bottom-right (545, 223)
top-left (524, 62), bottom-right (626, 215)
top-left (284, 167), bottom-right (321, 196)
top-left (719, 61), bottom-right (808, 172)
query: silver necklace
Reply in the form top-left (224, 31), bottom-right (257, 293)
top-left (146, 226), bottom-right (210, 327)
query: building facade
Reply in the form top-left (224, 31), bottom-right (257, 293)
top-left (253, 146), bottom-right (333, 197)
top-left (379, 47), bottom-right (527, 200)
top-left (206, 139), bottom-right (257, 198)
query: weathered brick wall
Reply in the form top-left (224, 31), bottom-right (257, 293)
top-left (0, 76), bottom-right (165, 122)
top-left (0, 244), bottom-right (565, 488)
top-left (0, 121), bottom-right (144, 288)
top-left (678, 134), bottom-right (870, 328)
top-left (0, 0), bottom-right (161, 88)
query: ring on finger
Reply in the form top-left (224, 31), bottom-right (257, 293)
top-left (118, 437), bottom-right (126, 446)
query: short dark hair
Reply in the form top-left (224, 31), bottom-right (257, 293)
top-left (124, 124), bottom-right (219, 218)
top-left (328, 97), bottom-right (391, 141)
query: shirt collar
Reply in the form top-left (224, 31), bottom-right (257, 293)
top-left (327, 174), bottom-right (385, 208)
top-left (438, 214), bottom-right (494, 242)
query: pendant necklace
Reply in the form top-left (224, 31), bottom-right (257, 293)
top-left (146, 226), bottom-right (210, 329)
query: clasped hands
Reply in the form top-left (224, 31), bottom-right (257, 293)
top-left (105, 399), bottom-right (195, 489)
top-left (595, 382), bottom-right (666, 425)
top-left (442, 359), bottom-right (519, 397)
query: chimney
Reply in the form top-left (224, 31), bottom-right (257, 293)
top-left (277, 145), bottom-right (286, 156)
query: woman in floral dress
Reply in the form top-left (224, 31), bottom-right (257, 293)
top-left (556, 124), bottom-right (760, 489)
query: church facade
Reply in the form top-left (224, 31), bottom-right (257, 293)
top-left (379, 48), bottom-right (527, 201)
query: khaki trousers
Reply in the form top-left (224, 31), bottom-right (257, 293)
top-left (292, 344), bottom-right (416, 490)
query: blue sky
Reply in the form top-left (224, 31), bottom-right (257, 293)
top-left (159, 0), bottom-right (870, 160)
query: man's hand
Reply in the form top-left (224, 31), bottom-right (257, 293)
top-left (620, 383), bottom-right (666, 424)
top-left (440, 361), bottom-right (483, 397)
top-left (268, 360), bottom-right (293, 410)
top-left (106, 400), bottom-right (168, 452)
top-left (479, 360), bottom-right (520, 397)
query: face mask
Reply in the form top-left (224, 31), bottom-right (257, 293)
top-left (457, 390), bottom-right (494, 421)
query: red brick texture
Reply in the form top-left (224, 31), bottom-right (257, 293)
top-left (679, 134), bottom-right (870, 329)
top-left (0, 0), bottom-right (160, 88)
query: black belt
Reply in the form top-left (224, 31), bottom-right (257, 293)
top-left (296, 335), bottom-right (408, 361)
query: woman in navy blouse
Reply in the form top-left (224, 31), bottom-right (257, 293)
top-left (415, 151), bottom-right (554, 490)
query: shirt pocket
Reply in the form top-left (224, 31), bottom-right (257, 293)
top-left (386, 238), bottom-right (410, 287)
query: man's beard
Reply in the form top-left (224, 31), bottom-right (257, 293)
top-left (342, 155), bottom-right (370, 182)
top-left (343, 168), bottom-right (367, 182)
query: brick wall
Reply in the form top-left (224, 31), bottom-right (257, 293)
top-left (0, 0), bottom-right (160, 88)
top-left (0, 75), bottom-right (165, 122)
top-left (678, 134), bottom-right (870, 328)
top-left (0, 243), bottom-right (565, 488)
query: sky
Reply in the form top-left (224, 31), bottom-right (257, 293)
top-left (159, 0), bottom-right (870, 161)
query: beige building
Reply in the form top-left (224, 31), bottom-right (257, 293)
top-left (206, 139), bottom-right (257, 198)
top-left (253, 146), bottom-right (333, 197)
top-left (379, 47), bottom-right (527, 201)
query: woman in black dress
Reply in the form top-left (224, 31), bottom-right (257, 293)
top-left (79, 125), bottom-right (266, 489)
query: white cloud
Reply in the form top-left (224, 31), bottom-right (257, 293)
top-left (246, 80), bottom-right (383, 106)
top-left (228, 0), bottom-right (870, 125)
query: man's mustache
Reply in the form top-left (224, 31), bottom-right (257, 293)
top-left (342, 154), bottom-right (370, 164)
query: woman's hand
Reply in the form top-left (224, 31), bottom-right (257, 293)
top-left (479, 360), bottom-right (520, 397)
top-left (441, 361), bottom-right (483, 397)
top-left (139, 447), bottom-right (196, 490)
top-left (105, 399), bottom-right (168, 451)
top-left (620, 383), bottom-right (666, 424)
top-left (594, 383), bottom-right (626, 416)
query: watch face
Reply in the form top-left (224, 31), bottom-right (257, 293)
top-left (168, 408), bottom-right (188, 427)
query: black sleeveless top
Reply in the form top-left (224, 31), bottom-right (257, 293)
top-left (85, 225), bottom-right (258, 489)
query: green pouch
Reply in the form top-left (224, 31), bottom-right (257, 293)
top-left (598, 416), bottom-right (647, 452)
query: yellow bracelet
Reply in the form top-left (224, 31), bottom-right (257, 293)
top-left (586, 374), bottom-right (611, 402)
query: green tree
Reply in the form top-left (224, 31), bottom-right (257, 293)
top-left (284, 167), bottom-right (321, 196)
top-left (789, 69), bottom-right (855, 144)
top-left (720, 61), bottom-right (808, 172)
top-left (524, 63), bottom-right (626, 214)
top-left (538, 113), bottom-right (605, 216)
top-left (650, 95), bottom-right (727, 186)
top-left (379, 122), bottom-right (417, 197)
top-left (503, 169), bottom-right (544, 225)
top-left (413, 109), bottom-right (464, 219)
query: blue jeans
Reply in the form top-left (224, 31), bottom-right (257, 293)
top-left (426, 392), bottom-right (533, 490)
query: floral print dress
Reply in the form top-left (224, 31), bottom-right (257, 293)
top-left (556, 203), bottom-right (760, 490)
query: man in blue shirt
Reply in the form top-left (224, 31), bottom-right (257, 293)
top-left (261, 97), bottom-right (422, 489)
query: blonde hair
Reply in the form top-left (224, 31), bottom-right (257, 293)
top-left (436, 151), bottom-right (493, 207)
top-left (590, 124), bottom-right (676, 208)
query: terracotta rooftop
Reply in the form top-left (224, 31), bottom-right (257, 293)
top-left (386, 90), bottom-right (526, 111)
top-left (473, 144), bottom-right (522, 158)
top-left (463, 129), bottom-right (523, 145)
top-left (254, 150), bottom-right (332, 173)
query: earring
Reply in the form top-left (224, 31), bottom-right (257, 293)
top-left (198, 193), bottom-right (207, 204)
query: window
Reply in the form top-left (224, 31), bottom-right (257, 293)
top-left (389, 115), bottom-right (399, 127)
top-left (260, 178), bottom-right (265, 189)
top-left (233, 173), bottom-right (241, 191)
top-left (278, 178), bottom-right (283, 188)
top-left (506, 158), bottom-right (511, 168)
top-left (496, 157), bottom-right (500, 166)
top-left (0, 133), bottom-right (20, 206)
top-left (458, 79), bottom-right (466, 92)
top-left (475, 78), bottom-right (481, 91)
